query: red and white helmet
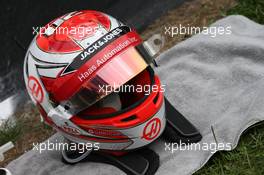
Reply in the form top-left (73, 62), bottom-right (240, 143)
top-left (24, 10), bottom-right (165, 151)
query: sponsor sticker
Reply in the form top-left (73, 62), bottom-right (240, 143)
top-left (142, 118), bottom-right (161, 141)
top-left (61, 125), bottom-right (81, 135)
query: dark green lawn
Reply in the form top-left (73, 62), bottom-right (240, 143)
top-left (195, 123), bottom-right (264, 175)
top-left (227, 0), bottom-right (264, 24)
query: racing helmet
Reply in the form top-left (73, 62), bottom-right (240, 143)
top-left (24, 10), bottom-right (165, 151)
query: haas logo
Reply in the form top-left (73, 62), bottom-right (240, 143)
top-left (61, 125), bottom-right (81, 135)
top-left (28, 76), bottom-right (44, 103)
top-left (142, 118), bottom-right (161, 141)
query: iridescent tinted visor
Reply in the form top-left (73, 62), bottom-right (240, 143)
top-left (63, 45), bottom-right (153, 114)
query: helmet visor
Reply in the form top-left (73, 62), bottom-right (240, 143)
top-left (63, 46), bottom-right (150, 114)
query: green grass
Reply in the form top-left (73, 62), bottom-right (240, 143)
top-left (227, 0), bottom-right (264, 24)
top-left (195, 123), bottom-right (264, 175)
top-left (0, 112), bottom-right (53, 148)
top-left (0, 119), bottom-right (22, 146)
top-left (196, 1), bottom-right (264, 174)
top-left (0, 110), bottom-right (54, 166)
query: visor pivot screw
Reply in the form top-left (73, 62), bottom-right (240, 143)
top-left (64, 105), bottom-right (70, 110)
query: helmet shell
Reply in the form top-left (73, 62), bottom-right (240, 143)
top-left (24, 10), bottom-right (166, 151)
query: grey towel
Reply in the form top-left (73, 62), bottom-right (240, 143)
top-left (7, 15), bottom-right (264, 175)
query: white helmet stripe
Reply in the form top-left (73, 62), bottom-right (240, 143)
top-left (38, 66), bottom-right (65, 78)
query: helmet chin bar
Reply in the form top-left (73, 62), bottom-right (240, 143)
top-left (59, 96), bottom-right (202, 175)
